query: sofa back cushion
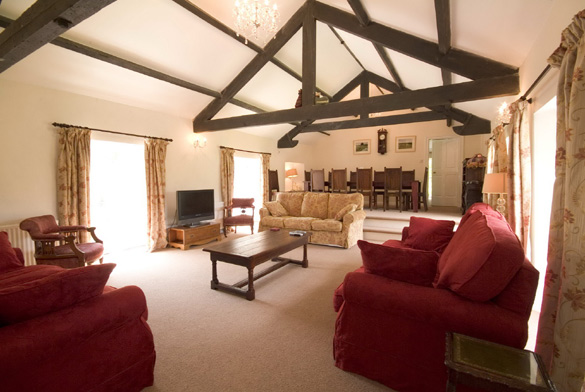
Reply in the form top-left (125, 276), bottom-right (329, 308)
top-left (459, 202), bottom-right (504, 229)
top-left (0, 263), bottom-right (116, 326)
top-left (403, 216), bottom-right (455, 253)
top-left (434, 211), bottom-right (525, 301)
top-left (276, 192), bottom-right (305, 217)
top-left (328, 193), bottom-right (364, 219)
top-left (301, 192), bottom-right (330, 219)
top-left (0, 232), bottom-right (23, 273)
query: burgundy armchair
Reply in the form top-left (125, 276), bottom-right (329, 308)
top-left (20, 215), bottom-right (104, 268)
top-left (223, 198), bottom-right (255, 237)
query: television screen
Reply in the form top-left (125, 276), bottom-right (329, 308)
top-left (176, 189), bottom-right (215, 226)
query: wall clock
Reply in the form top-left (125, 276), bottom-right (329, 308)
top-left (377, 128), bottom-right (388, 154)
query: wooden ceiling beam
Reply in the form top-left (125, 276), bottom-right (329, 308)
top-left (171, 0), bottom-right (332, 101)
top-left (0, 0), bottom-right (117, 73)
top-left (192, 3), bottom-right (307, 127)
top-left (314, 1), bottom-right (517, 80)
top-left (302, 1), bottom-right (317, 108)
top-left (198, 73), bottom-right (519, 131)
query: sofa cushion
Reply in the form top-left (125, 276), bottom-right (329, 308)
top-left (264, 201), bottom-right (288, 217)
top-left (403, 216), bottom-right (455, 253)
top-left (0, 232), bottom-right (22, 273)
top-left (434, 212), bottom-right (525, 301)
top-left (312, 219), bottom-right (343, 232)
top-left (261, 216), bottom-right (285, 228)
top-left (283, 217), bottom-right (317, 231)
top-left (276, 192), bottom-right (305, 217)
top-left (459, 202), bottom-right (504, 229)
top-left (328, 193), bottom-right (363, 219)
top-left (334, 204), bottom-right (357, 221)
top-left (358, 240), bottom-right (439, 287)
top-left (0, 263), bottom-right (116, 326)
top-left (301, 192), bottom-right (329, 219)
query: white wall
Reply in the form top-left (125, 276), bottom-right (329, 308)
top-left (0, 78), bottom-right (310, 226)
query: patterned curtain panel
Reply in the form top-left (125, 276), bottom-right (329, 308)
top-left (220, 147), bottom-right (235, 209)
top-left (507, 99), bottom-right (532, 253)
top-left (144, 139), bottom-right (169, 252)
top-left (57, 127), bottom-right (91, 241)
top-left (261, 153), bottom-right (270, 205)
top-left (536, 10), bottom-right (585, 392)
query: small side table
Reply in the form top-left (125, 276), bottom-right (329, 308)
top-left (445, 332), bottom-right (557, 392)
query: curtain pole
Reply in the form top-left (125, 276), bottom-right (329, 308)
top-left (220, 146), bottom-right (270, 155)
top-left (520, 64), bottom-right (552, 102)
top-left (52, 122), bottom-right (173, 142)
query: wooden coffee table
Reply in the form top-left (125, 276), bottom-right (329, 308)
top-left (202, 230), bottom-right (310, 300)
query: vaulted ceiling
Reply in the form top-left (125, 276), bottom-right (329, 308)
top-left (0, 0), bottom-right (554, 146)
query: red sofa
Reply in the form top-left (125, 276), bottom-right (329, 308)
top-left (333, 203), bottom-right (539, 392)
top-left (0, 231), bottom-right (155, 392)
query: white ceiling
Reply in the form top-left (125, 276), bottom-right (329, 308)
top-left (0, 0), bottom-right (554, 143)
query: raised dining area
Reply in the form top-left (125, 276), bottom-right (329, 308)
top-left (270, 167), bottom-right (428, 213)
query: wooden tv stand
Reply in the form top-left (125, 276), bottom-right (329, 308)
top-left (168, 223), bottom-right (221, 250)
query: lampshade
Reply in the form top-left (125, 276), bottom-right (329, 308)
top-left (285, 168), bottom-right (298, 178)
top-left (482, 172), bottom-right (507, 194)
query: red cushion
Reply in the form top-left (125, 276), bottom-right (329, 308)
top-left (0, 232), bottom-right (23, 273)
top-left (402, 216), bottom-right (455, 253)
top-left (0, 263), bottom-right (116, 326)
top-left (434, 212), bottom-right (525, 301)
top-left (358, 240), bottom-right (439, 287)
top-left (459, 202), bottom-right (504, 228)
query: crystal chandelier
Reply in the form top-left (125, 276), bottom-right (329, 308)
top-left (234, 0), bottom-right (280, 45)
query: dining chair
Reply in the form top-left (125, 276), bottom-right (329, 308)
top-left (348, 171), bottom-right (357, 192)
top-left (304, 170), bottom-right (311, 191)
top-left (330, 168), bottom-right (348, 193)
top-left (311, 169), bottom-right (326, 192)
top-left (383, 167), bottom-right (403, 212)
top-left (401, 169), bottom-right (416, 210)
top-left (372, 170), bottom-right (385, 208)
top-left (268, 169), bottom-right (279, 201)
top-left (356, 167), bottom-right (373, 210)
top-left (417, 167), bottom-right (429, 211)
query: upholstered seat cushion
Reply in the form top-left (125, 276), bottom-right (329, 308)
top-left (434, 211), bottom-right (525, 301)
top-left (261, 216), bottom-right (285, 228)
top-left (283, 217), bottom-right (317, 231)
top-left (312, 219), bottom-right (342, 232)
top-left (0, 263), bottom-right (116, 326)
top-left (54, 242), bottom-right (104, 261)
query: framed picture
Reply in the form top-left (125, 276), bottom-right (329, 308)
top-left (353, 139), bottom-right (371, 155)
top-left (395, 136), bottom-right (416, 152)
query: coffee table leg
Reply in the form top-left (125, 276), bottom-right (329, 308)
top-left (210, 258), bottom-right (219, 290)
top-left (302, 243), bottom-right (308, 268)
top-left (246, 267), bottom-right (255, 300)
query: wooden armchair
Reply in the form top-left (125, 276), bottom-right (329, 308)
top-left (19, 215), bottom-right (104, 268)
top-left (223, 198), bottom-right (255, 237)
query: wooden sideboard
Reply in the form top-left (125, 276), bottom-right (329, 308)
top-left (168, 223), bottom-right (221, 250)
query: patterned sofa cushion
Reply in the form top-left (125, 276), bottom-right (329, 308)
top-left (312, 219), bottom-right (343, 232)
top-left (328, 193), bottom-right (363, 219)
top-left (283, 217), bottom-right (317, 231)
top-left (276, 192), bottom-right (305, 217)
top-left (301, 192), bottom-right (329, 219)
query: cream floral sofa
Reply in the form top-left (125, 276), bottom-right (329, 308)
top-left (259, 192), bottom-right (366, 248)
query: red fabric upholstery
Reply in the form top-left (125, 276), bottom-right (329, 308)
top-left (434, 212), bottom-right (525, 301)
top-left (0, 232), bottom-right (22, 272)
top-left (0, 263), bottom-right (115, 326)
top-left (19, 215), bottom-right (61, 238)
top-left (459, 202), bottom-right (505, 228)
top-left (333, 204), bottom-right (538, 391)
top-left (0, 253), bottom-right (155, 391)
top-left (358, 240), bottom-right (439, 287)
top-left (402, 216), bottom-right (455, 253)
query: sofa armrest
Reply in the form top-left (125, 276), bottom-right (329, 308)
top-left (401, 226), bottom-right (410, 242)
top-left (342, 209), bottom-right (366, 225)
top-left (340, 271), bottom-right (528, 347)
top-left (0, 285), bottom-right (152, 374)
top-left (259, 207), bottom-right (270, 219)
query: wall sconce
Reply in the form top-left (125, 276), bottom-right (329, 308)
top-left (193, 133), bottom-right (207, 148)
top-left (483, 172), bottom-right (507, 215)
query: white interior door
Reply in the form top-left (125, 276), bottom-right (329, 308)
top-left (431, 138), bottom-right (462, 207)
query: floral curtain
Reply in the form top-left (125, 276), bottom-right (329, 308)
top-left (535, 10), bottom-right (585, 392)
top-left (261, 153), bottom-right (270, 205)
top-left (145, 138), bottom-right (169, 252)
top-left (220, 147), bottom-right (235, 209)
top-left (57, 127), bottom-right (91, 241)
top-left (507, 99), bottom-right (532, 253)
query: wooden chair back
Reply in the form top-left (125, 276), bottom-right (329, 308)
top-left (330, 168), bottom-right (348, 193)
top-left (311, 169), bottom-right (325, 192)
top-left (348, 171), bottom-right (357, 192)
top-left (402, 170), bottom-right (416, 189)
top-left (356, 167), bottom-right (373, 209)
top-left (268, 170), bottom-right (279, 200)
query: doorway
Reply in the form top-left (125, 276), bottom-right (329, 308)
top-left (90, 139), bottom-right (147, 253)
top-left (233, 153), bottom-right (263, 229)
top-left (428, 137), bottom-right (462, 208)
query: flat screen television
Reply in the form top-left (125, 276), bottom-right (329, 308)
top-left (176, 189), bottom-right (215, 227)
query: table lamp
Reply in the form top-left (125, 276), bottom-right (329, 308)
top-left (286, 168), bottom-right (299, 191)
top-left (482, 172), bottom-right (507, 214)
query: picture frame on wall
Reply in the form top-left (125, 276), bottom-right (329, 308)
top-left (353, 139), bottom-right (371, 155)
top-left (395, 136), bottom-right (416, 152)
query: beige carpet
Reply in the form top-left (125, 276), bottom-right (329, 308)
top-left (105, 237), bottom-right (393, 392)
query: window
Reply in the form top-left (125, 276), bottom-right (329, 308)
top-left (233, 153), bottom-right (264, 228)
